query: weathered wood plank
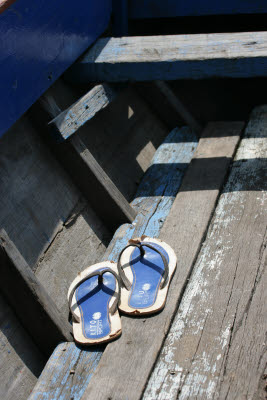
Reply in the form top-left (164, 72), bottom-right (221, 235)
top-left (29, 126), bottom-right (198, 399)
top-left (67, 32), bottom-right (267, 82)
top-left (35, 200), bottom-right (110, 318)
top-left (81, 122), bottom-right (243, 400)
top-left (144, 105), bottom-right (267, 400)
top-left (37, 92), bottom-right (137, 230)
top-left (47, 84), bottom-right (121, 141)
top-left (0, 231), bottom-right (73, 356)
top-left (70, 134), bottom-right (137, 226)
top-left (0, 116), bottom-right (79, 268)
top-left (0, 294), bottom-right (45, 400)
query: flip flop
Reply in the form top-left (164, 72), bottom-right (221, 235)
top-left (117, 236), bottom-right (177, 315)
top-left (68, 262), bottom-right (122, 345)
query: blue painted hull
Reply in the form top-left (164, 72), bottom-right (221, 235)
top-left (0, 0), bottom-right (111, 137)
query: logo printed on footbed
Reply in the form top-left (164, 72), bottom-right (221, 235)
top-left (76, 271), bottom-right (116, 339)
top-left (129, 242), bottom-right (169, 309)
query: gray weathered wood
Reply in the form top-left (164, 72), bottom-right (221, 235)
top-left (35, 200), bottom-right (110, 318)
top-left (47, 84), bottom-right (121, 141)
top-left (144, 105), bottom-right (267, 400)
top-left (81, 121), bottom-right (243, 400)
top-left (38, 91), bottom-right (137, 230)
top-left (0, 230), bottom-right (73, 356)
top-left (0, 116), bottom-right (79, 268)
top-left (154, 81), bottom-right (203, 136)
top-left (67, 32), bottom-right (267, 82)
top-left (0, 294), bottom-right (45, 400)
top-left (70, 134), bottom-right (137, 225)
top-left (29, 126), bottom-right (198, 400)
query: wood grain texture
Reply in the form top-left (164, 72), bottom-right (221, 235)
top-left (81, 122), bottom-right (243, 400)
top-left (70, 134), bottom-right (137, 226)
top-left (35, 200), bottom-right (110, 318)
top-left (38, 90), bottom-right (137, 230)
top-left (0, 294), bottom-right (45, 400)
top-left (67, 32), bottom-right (267, 82)
top-left (0, 231), bottom-right (73, 356)
top-left (78, 85), bottom-right (169, 201)
top-left (144, 105), bottom-right (267, 400)
top-left (48, 84), bottom-right (120, 141)
top-left (0, 116), bottom-right (79, 268)
top-left (29, 126), bottom-right (198, 399)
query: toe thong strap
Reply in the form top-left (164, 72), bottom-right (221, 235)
top-left (69, 268), bottom-right (121, 322)
top-left (117, 241), bottom-right (169, 291)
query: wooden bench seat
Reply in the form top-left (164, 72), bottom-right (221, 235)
top-left (67, 31), bottom-right (267, 83)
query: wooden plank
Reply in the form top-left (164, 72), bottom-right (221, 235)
top-left (0, 293), bottom-right (45, 400)
top-left (67, 32), bottom-right (267, 82)
top-left (144, 105), bottom-right (267, 400)
top-left (29, 126), bottom-right (198, 399)
top-left (39, 82), bottom-right (169, 201)
top-left (47, 84), bottom-right (121, 141)
top-left (80, 122), bottom-right (243, 400)
top-left (129, 0), bottom-right (267, 19)
top-left (0, 115), bottom-right (79, 268)
top-left (0, 230), bottom-right (73, 356)
top-left (37, 92), bottom-right (137, 231)
top-left (78, 85), bottom-right (169, 201)
top-left (35, 200), bottom-right (110, 318)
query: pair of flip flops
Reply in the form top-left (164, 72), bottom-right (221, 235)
top-left (68, 236), bottom-right (177, 345)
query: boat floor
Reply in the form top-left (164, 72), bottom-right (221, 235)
top-left (28, 105), bottom-right (267, 399)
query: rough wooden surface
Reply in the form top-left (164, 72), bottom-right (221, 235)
top-left (67, 32), bottom-right (267, 82)
top-left (0, 231), bottom-right (73, 355)
top-left (39, 90), bottom-right (137, 230)
top-left (69, 134), bottom-right (137, 227)
top-left (81, 122), bottom-right (243, 400)
top-left (48, 84), bottom-right (120, 141)
top-left (35, 200), bottom-right (110, 318)
top-left (144, 105), bottom-right (267, 400)
top-left (0, 294), bottom-right (45, 400)
top-left (76, 85), bottom-right (169, 201)
top-left (0, 116), bottom-right (78, 268)
top-left (29, 126), bottom-right (198, 400)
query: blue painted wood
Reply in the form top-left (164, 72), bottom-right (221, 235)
top-left (129, 0), bottom-right (267, 19)
top-left (29, 127), bottom-right (198, 400)
top-left (47, 84), bottom-right (120, 141)
top-left (0, 0), bottom-right (111, 137)
top-left (67, 32), bottom-right (267, 83)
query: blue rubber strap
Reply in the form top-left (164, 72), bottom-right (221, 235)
top-left (69, 268), bottom-right (121, 320)
top-left (118, 241), bottom-right (169, 290)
